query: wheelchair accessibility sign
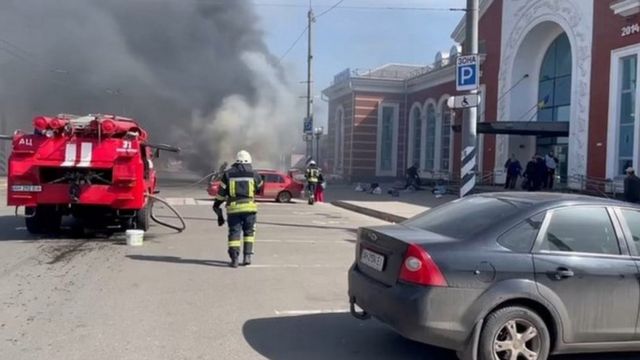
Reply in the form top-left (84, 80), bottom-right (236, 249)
top-left (456, 55), bottom-right (479, 92)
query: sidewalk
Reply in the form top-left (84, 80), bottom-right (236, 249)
top-left (326, 184), bottom-right (456, 223)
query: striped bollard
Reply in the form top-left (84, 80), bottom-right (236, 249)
top-left (460, 146), bottom-right (476, 198)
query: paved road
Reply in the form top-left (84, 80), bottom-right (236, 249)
top-left (0, 182), bottom-right (637, 359)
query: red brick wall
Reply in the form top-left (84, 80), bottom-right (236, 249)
top-left (588, 1), bottom-right (640, 178)
top-left (351, 91), bottom-right (406, 180)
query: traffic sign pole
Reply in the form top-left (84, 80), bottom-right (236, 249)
top-left (460, 0), bottom-right (479, 198)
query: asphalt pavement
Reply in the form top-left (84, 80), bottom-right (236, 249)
top-left (0, 179), bottom-right (637, 359)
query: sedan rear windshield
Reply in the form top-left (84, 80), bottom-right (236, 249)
top-left (403, 196), bottom-right (527, 239)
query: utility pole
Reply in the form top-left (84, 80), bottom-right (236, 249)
top-left (305, 7), bottom-right (315, 160)
top-left (460, 0), bottom-right (479, 197)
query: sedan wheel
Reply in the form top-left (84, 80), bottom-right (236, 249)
top-left (493, 319), bottom-right (540, 360)
top-left (277, 191), bottom-right (292, 203)
top-left (479, 306), bottom-right (550, 360)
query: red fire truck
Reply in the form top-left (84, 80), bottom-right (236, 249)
top-left (2, 114), bottom-right (179, 234)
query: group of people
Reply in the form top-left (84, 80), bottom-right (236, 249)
top-left (504, 151), bottom-right (559, 191)
top-left (212, 151), bottom-right (326, 268)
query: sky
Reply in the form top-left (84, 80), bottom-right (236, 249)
top-left (253, 0), bottom-right (467, 125)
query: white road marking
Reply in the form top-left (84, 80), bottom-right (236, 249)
top-left (248, 264), bottom-right (346, 269)
top-left (163, 198), bottom-right (311, 207)
top-left (15, 227), bottom-right (26, 231)
top-left (259, 239), bottom-right (351, 244)
top-left (274, 309), bottom-right (350, 316)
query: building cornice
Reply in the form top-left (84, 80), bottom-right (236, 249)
top-left (452, 0), bottom-right (495, 43)
top-left (406, 65), bottom-right (456, 93)
top-left (610, 0), bottom-right (640, 17)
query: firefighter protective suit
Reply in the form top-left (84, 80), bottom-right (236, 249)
top-left (213, 151), bottom-right (263, 267)
top-left (305, 161), bottom-right (321, 205)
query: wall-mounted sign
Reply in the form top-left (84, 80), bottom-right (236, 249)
top-left (622, 23), bottom-right (640, 37)
top-left (333, 68), bottom-right (351, 84)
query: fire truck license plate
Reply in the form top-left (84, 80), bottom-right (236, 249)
top-left (361, 249), bottom-right (385, 271)
top-left (11, 185), bottom-right (42, 192)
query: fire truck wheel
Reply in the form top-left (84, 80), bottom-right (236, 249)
top-left (25, 206), bottom-right (61, 234)
top-left (135, 202), bottom-right (151, 232)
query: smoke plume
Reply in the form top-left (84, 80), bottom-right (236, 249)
top-left (0, 0), bottom-right (302, 172)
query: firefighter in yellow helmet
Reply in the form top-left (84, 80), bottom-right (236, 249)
top-left (213, 150), bottom-right (264, 268)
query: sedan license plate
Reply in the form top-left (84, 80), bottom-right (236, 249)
top-left (360, 249), bottom-right (385, 271)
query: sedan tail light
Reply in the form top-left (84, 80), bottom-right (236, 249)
top-left (398, 244), bottom-right (448, 287)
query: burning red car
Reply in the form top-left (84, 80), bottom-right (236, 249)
top-left (208, 169), bottom-right (303, 203)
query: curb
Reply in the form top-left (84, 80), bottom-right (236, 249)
top-left (331, 201), bottom-right (408, 223)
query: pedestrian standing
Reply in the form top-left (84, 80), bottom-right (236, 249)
top-left (534, 155), bottom-right (547, 191)
top-left (212, 150), bottom-right (263, 268)
top-left (624, 167), bottom-right (640, 203)
top-left (523, 156), bottom-right (537, 191)
top-left (545, 151), bottom-right (559, 189)
top-left (504, 154), bottom-right (522, 190)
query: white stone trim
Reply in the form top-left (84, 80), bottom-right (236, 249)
top-left (376, 102), bottom-right (400, 177)
top-left (607, 43), bottom-right (640, 180)
top-left (611, 0), bottom-right (640, 17)
top-left (495, 0), bottom-right (594, 189)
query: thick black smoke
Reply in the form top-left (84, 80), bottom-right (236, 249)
top-left (0, 0), bottom-right (301, 172)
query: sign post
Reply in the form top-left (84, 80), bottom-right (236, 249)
top-left (447, 94), bottom-right (482, 109)
top-left (459, 0), bottom-right (479, 198)
top-left (456, 55), bottom-right (479, 92)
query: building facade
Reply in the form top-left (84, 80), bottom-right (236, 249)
top-left (322, 0), bottom-right (640, 189)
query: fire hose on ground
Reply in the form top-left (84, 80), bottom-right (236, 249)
top-left (147, 194), bottom-right (187, 232)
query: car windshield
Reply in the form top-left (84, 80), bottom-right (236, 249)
top-left (403, 196), bottom-right (528, 239)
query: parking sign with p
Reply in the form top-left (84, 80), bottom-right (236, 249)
top-left (456, 55), bottom-right (479, 92)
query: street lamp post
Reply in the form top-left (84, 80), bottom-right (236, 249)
top-left (313, 126), bottom-right (323, 166)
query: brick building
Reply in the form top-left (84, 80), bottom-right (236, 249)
top-left (322, 0), bottom-right (640, 190)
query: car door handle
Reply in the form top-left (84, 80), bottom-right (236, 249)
top-left (552, 267), bottom-right (574, 280)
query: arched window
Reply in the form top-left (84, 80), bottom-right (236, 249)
top-left (334, 108), bottom-right (344, 173)
top-left (440, 110), bottom-right (451, 172)
top-left (424, 103), bottom-right (436, 171)
top-left (538, 33), bottom-right (572, 122)
top-left (408, 106), bottom-right (422, 166)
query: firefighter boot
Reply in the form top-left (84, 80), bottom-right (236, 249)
top-left (228, 248), bottom-right (240, 268)
top-left (243, 242), bottom-right (253, 266)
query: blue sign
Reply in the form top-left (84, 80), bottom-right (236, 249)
top-left (303, 116), bottom-right (313, 134)
top-left (456, 55), bottom-right (479, 92)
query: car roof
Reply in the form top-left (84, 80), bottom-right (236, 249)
top-left (474, 192), bottom-right (629, 209)
top-left (256, 169), bottom-right (290, 176)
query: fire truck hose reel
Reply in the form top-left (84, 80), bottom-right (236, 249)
top-left (147, 194), bottom-right (186, 232)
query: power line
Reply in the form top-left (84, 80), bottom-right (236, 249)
top-left (132, 0), bottom-right (465, 11)
top-left (278, 25), bottom-right (309, 62)
top-left (316, 0), bottom-right (346, 18)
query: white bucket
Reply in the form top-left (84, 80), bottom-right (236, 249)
top-left (126, 229), bottom-right (144, 246)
